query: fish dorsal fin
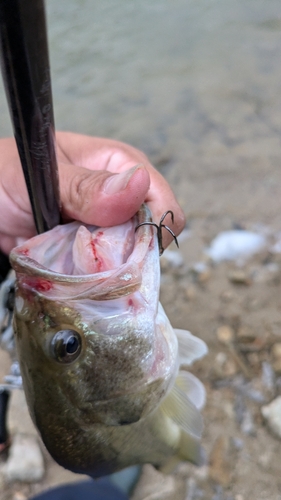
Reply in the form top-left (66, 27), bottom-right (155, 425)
top-left (160, 376), bottom-right (203, 439)
top-left (174, 328), bottom-right (208, 367)
top-left (176, 371), bottom-right (206, 410)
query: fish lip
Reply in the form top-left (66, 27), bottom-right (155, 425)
top-left (10, 204), bottom-right (154, 284)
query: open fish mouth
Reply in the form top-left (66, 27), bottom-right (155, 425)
top-left (10, 205), bottom-right (156, 302)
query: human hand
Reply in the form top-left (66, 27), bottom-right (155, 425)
top-left (0, 132), bottom-right (185, 254)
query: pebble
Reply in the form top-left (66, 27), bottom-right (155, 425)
top-left (271, 343), bottom-right (281, 374)
top-left (214, 352), bottom-right (237, 378)
top-left (227, 270), bottom-right (251, 285)
top-left (13, 493), bottom-right (28, 500)
top-left (216, 325), bottom-right (234, 344)
top-left (185, 477), bottom-right (197, 500)
top-left (131, 465), bottom-right (179, 500)
top-left (261, 361), bottom-right (275, 392)
top-left (185, 285), bottom-right (197, 301)
top-left (261, 397), bottom-right (281, 439)
top-left (4, 434), bottom-right (44, 483)
top-left (272, 343), bottom-right (281, 359)
top-left (236, 325), bottom-right (257, 343)
top-left (209, 436), bottom-right (232, 487)
top-left (258, 450), bottom-right (272, 470)
top-left (272, 359), bottom-right (281, 375)
top-left (191, 262), bottom-right (212, 283)
top-left (192, 465), bottom-right (209, 483)
top-left (240, 409), bottom-right (256, 436)
top-left (231, 437), bottom-right (244, 450)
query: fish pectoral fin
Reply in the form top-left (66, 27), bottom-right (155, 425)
top-left (158, 433), bottom-right (204, 474)
top-left (178, 431), bottom-right (205, 466)
top-left (160, 379), bottom-right (203, 439)
top-left (176, 370), bottom-right (206, 411)
top-left (174, 328), bottom-right (208, 367)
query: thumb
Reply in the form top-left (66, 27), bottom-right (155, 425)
top-left (59, 163), bottom-right (150, 226)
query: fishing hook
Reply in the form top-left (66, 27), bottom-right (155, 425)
top-left (135, 210), bottom-right (179, 255)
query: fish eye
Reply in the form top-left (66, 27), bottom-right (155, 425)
top-left (51, 329), bottom-right (82, 364)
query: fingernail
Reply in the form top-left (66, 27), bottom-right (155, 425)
top-left (103, 164), bottom-right (143, 195)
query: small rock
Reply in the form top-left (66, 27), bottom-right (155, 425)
top-left (191, 262), bottom-right (211, 283)
top-left (261, 361), bottom-right (275, 392)
top-left (272, 342), bottom-right (281, 359)
top-left (231, 437), bottom-right (244, 450)
top-left (236, 325), bottom-right (257, 343)
top-left (272, 359), bottom-right (281, 375)
top-left (272, 344), bottom-right (281, 374)
top-left (4, 434), bottom-right (44, 483)
top-left (216, 325), bottom-right (234, 344)
top-left (13, 493), bottom-right (28, 500)
top-left (261, 396), bottom-right (281, 438)
top-left (192, 464), bottom-right (209, 482)
top-left (185, 285), bottom-right (196, 301)
top-left (227, 270), bottom-right (251, 285)
top-left (130, 465), bottom-right (179, 500)
top-left (247, 352), bottom-right (259, 367)
top-left (185, 477), bottom-right (197, 500)
top-left (240, 409), bottom-right (256, 436)
top-left (209, 436), bottom-right (232, 487)
top-left (258, 450), bottom-right (272, 470)
top-left (211, 485), bottom-right (224, 500)
top-left (214, 352), bottom-right (237, 378)
top-left (205, 230), bottom-right (266, 263)
top-left (234, 393), bottom-right (247, 426)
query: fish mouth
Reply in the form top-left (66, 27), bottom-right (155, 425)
top-left (10, 205), bottom-right (156, 301)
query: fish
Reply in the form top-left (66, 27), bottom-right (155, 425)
top-left (9, 204), bottom-right (207, 477)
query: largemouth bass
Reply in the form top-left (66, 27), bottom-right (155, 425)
top-left (10, 205), bottom-right (207, 477)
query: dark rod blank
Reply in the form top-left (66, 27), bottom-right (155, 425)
top-left (0, 0), bottom-right (61, 234)
top-left (0, 390), bottom-right (10, 450)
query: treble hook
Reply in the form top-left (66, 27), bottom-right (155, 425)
top-left (135, 210), bottom-right (179, 255)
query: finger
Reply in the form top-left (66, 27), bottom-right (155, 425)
top-left (59, 162), bottom-right (150, 226)
top-left (56, 133), bottom-right (185, 248)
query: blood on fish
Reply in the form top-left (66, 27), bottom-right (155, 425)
top-left (90, 233), bottom-right (105, 272)
top-left (19, 248), bottom-right (29, 256)
top-left (24, 277), bottom-right (53, 292)
top-left (90, 241), bottom-right (103, 272)
top-left (128, 299), bottom-right (134, 309)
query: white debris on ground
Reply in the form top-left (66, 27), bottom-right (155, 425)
top-left (160, 249), bottom-right (185, 268)
top-left (270, 232), bottom-right (281, 254)
top-left (3, 434), bottom-right (45, 483)
top-left (261, 397), bottom-right (281, 439)
top-left (205, 230), bottom-right (266, 263)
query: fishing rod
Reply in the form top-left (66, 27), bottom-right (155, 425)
top-left (0, 0), bottom-right (61, 451)
top-left (0, 0), bottom-right (61, 233)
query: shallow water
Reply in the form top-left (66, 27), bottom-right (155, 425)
top-left (0, 0), bottom-right (281, 191)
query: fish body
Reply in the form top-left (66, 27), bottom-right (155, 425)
top-left (10, 205), bottom-right (207, 477)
